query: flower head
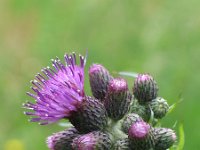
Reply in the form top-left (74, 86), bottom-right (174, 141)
top-left (153, 128), bottom-right (177, 150)
top-left (128, 121), bottom-right (155, 149)
top-left (104, 78), bottom-right (132, 120)
top-left (133, 73), bottom-right (158, 104)
top-left (89, 64), bottom-right (113, 100)
top-left (47, 127), bottom-right (79, 150)
top-left (23, 52), bottom-right (86, 125)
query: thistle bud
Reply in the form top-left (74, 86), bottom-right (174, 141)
top-left (47, 127), bottom-right (79, 150)
top-left (128, 121), bottom-right (155, 150)
top-left (150, 97), bottom-right (169, 119)
top-left (89, 64), bottom-right (113, 100)
top-left (133, 74), bottom-right (158, 104)
top-left (153, 128), bottom-right (177, 150)
top-left (122, 113), bottom-right (143, 134)
top-left (104, 78), bottom-right (132, 120)
top-left (69, 96), bottom-right (108, 133)
top-left (72, 131), bottom-right (112, 150)
top-left (130, 100), bottom-right (151, 122)
top-left (113, 138), bottom-right (131, 150)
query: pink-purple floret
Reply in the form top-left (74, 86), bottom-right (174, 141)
top-left (128, 121), bottom-right (150, 139)
top-left (74, 133), bottom-right (95, 150)
top-left (138, 74), bottom-right (152, 82)
top-left (46, 135), bottom-right (55, 150)
top-left (108, 78), bottom-right (128, 92)
top-left (23, 53), bottom-right (85, 125)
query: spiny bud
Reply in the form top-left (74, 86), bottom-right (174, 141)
top-left (69, 96), bottom-right (108, 133)
top-left (104, 78), bottom-right (132, 120)
top-left (72, 131), bottom-right (112, 150)
top-left (128, 121), bottom-right (155, 150)
top-left (130, 100), bottom-right (151, 122)
top-left (89, 64), bottom-right (113, 100)
top-left (113, 138), bottom-right (131, 150)
top-left (47, 127), bottom-right (79, 150)
top-left (150, 97), bottom-right (169, 119)
top-left (133, 74), bottom-right (158, 104)
top-left (122, 113), bottom-right (143, 134)
top-left (153, 128), bottom-right (176, 150)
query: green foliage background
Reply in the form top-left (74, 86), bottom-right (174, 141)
top-left (0, 0), bottom-right (199, 149)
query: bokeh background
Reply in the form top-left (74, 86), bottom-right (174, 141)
top-left (0, 0), bottom-right (199, 149)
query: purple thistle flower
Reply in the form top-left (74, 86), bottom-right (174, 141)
top-left (128, 121), bottom-right (150, 139)
top-left (23, 52), bottom-right (86, 125)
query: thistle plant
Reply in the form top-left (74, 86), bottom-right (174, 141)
top-left (23, 52), bottom-right (180, 150)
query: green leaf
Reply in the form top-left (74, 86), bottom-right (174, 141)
top-left (176, 124), bottom-right (185, 150)
top-left (118, 71), bottom-right (138, 78)
top-left (58, 120), bottom-right (73, 128)
top-left (167, 98), bottom-right (183, 115)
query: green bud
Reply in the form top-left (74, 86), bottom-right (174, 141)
top-left (150, 97), bottom-right (169, 119)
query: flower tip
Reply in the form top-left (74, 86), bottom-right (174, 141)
top-left (128, 121), bottom-right (150, 139)
top-left (46, 136), bottom-right (54, 150)
top-left (172, 132), bottom-right (177, 141)
top-left (108, 78), bottom-right (128, 92)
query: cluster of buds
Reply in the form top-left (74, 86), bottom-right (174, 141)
top-left (23, 52), bottom-right (177, 150)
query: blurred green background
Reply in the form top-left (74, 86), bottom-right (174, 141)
top-left (0, 0), bottom-right (199, 149)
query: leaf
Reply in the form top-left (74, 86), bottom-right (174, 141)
top-left (176, 124), bottom-right (185, 150)
top-left (167, 98), bottom-right (183, 115)
top-left (118, 71), bottom-right (138, 78)
top-left (58, 121), bottom-right (73, 128)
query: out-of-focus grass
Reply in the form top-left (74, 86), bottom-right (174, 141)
top-left (0, 0), bottom-right (199, 149)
